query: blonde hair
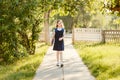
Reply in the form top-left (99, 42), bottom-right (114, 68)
top-left (56, 19), bottom-right (64, 28)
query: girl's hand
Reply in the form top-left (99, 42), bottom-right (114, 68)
top-left (51, 39), bottom-right (54, 46)
top-left (59, 37), bottom-right (63, 41)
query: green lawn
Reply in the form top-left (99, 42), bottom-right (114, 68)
top-left (74, 42), bottom-right (120, 80)
top-left (0, 43), bottom-right (49, 80)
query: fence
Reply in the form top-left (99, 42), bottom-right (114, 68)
top-left (39, 28), bottom-right (53, 43)
top-left (39, 31), bottom-right (45, 41)
top-left (72, 28), bottom-right (120, 43)
top-left (72, 28), bottom-right (103, 42)
top-left (104, 30), bottom-right (120, 42)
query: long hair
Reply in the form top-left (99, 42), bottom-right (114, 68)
top-left (56, 19), bottom-right (64, 28)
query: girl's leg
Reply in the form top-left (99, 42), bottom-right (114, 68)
top-left (59, 51), bottom-right (63, 67)
top-left (56, 51), bottom-right (63, 67)
top-left (59, 51), bottom-right (63, 62)
top-left (56, 51), bottom-right (59, 65)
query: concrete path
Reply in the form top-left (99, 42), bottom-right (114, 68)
top-left (33, 34), bottom-right (95, 80)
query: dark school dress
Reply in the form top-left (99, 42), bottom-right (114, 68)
top-left (53, 28), bottom-right (64, 51)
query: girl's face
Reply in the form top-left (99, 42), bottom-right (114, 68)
top-left (57, 21), bottom-right (62, 28)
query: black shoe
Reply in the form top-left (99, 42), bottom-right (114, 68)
top-left (60, 64), bottom-right (64, 67)
top-left (56, 63), bottom-right (59, 66)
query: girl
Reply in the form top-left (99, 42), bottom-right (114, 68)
top-left (52, 19), bottom-right (64, 67)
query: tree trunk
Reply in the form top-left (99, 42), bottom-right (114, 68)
top-left (17, 30), bottom-right (30, 54)
top-left (44, 10), bottom-right (50, 44)
top-left (31, 19), bottom-right (39, 55)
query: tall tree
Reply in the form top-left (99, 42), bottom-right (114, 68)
top-left (0, 0), bottom-right (43, 63)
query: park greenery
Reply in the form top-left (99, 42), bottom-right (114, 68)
top-left (0, 0), bottom-right (120, 64)
top-left (0, 43), bottom-right (48, 80)
top-left (0, 0), bottom-right (120, 79)
top-left (74, 42), bottom-right (120, 80)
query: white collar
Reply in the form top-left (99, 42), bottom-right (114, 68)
top-left (57, 28), bottom-right (62, 31)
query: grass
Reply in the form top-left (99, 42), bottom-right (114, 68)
top-left (74, 41), bottom-right (120, 80)
top-left (0, 42), bottom-right (49, 80)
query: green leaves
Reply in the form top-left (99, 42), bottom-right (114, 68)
top-left (0, 0), bottom-right (43, 63)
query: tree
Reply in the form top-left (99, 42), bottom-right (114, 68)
top-left (0, 0), bottom-right (43, 63)
top-left (42, 0), bottom-right (82, 43)
top-left (103, 0), bottom-right (120, 15)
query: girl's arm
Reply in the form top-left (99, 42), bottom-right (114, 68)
top-left (51, 30), bottom-right (55, 45)
top-left (52, 31), bottom-right (55, 40)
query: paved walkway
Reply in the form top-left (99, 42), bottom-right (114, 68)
top-left (33, 34), bottom-right (95, 80)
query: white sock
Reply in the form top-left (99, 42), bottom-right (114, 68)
top-left (57, 61), bottom-right (60, 65)
top-left (59, 61), bottom-right (63, 65)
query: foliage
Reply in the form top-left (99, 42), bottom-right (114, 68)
top-left (0, 0), bottom-right (120, 63)
top-left (0, 0), bottom-right (43, 63)
top-left (71, 0), bottom-right (120, 29)
top-left (103, 0), bottom-right (120, 15)
top-left (0, 43), bottom-right (48, 80)
top-left (74, 42), bottom-right (120, 80)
